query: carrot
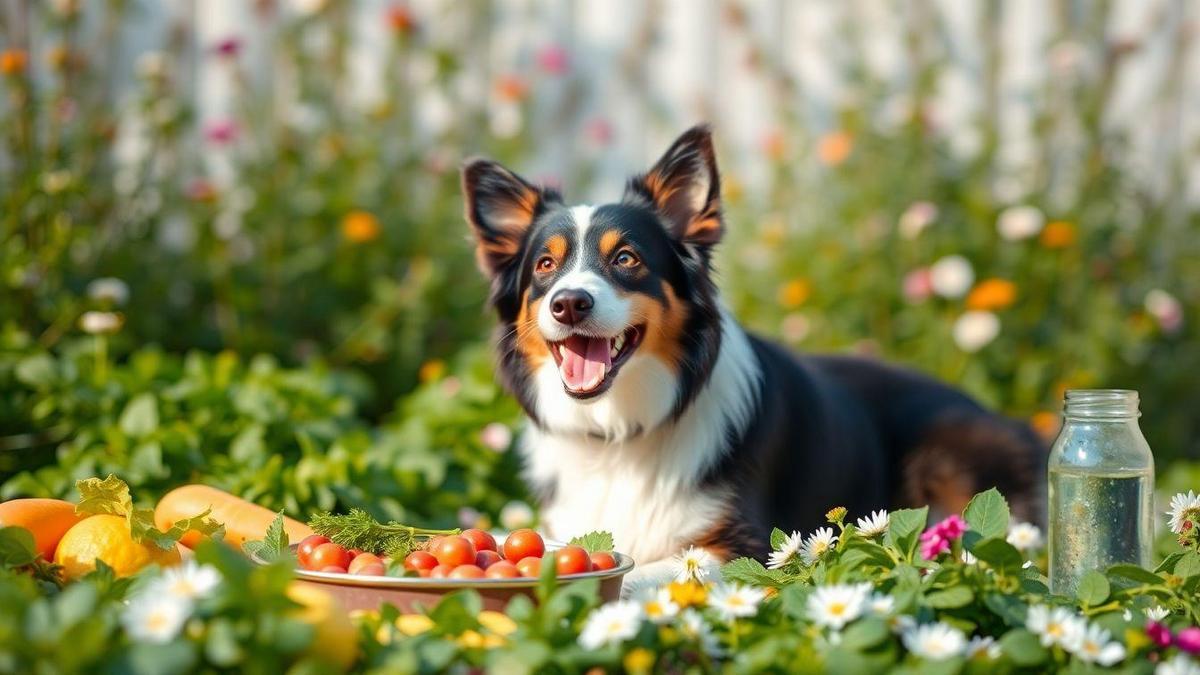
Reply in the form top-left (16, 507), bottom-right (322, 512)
top-left (0, 498), bottom-right (87, 560)
top-left (154, 485), bottom-right (314, 549)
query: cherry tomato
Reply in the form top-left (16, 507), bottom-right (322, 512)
top-left (485, 561), bottom-right (520, 579)
top-left (318, 565), bottom-right (347, 574)
top-left (449, 564), bottom-right (485, 579)
top-left (347, 548), bottom-right (365, 559)
top-left (348, 553), bottom-right (383, 575)
top-left (515, 556), bottom-right (542, 578)
top-left (462, 528), bottom-right (498, 552)
top-left (310, 542), bottom-right (352, 571)
top-left (424, 535), bottom-right (446, 552)
top-left (353, 562), bottom-right (386, 576)
top-left (554, 545), bottom-right (593, 575)
top-left (503, 529), bottom-right (545, 562)
top-left (417, 569), bottom-right (432, 578)
top-left (433, 535), bottom-right (477, 567)
top-left (297, 534), bottom-right (331, 569)
top-left (590, 551), bottom-right (617, 571)
top-left (404, 551), bottom-right (438, 572)
top-left (475, 550), bottom-right (503, 569)
top-left (430, 564), bottom-right (454, 578)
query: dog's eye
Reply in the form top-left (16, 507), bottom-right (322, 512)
top-left (535, 256), bottom-right (557, 273)
top-left (613, 250), bottom-right (640, 268)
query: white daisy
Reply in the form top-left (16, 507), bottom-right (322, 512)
top-left (577, 600), bottom-right (643, 650)
top-left (1146, 606), bottom-right (1171, 622)
top-left (672, 546), bottom-right (719, 584)
top-left (930, 255), bottom-right (975, 298)
top-left (807, 583), bottom-right (870, 630)
top-left (965, 635), bottom-right (1001, 660)
top-left (147, 560), bottom-right (221, 601)
top-left (1167, 491), bottom-right (1200, 535)
top-left (122, 594), bottom-right (192, 644)
top-left (902, 622), bottom-right (967, 660)
top-left (800, 527), bottom-right (838, 565)
top-left (1007, 522), bottom-right (1044, 551)
top-left (888, 614), bottom-right (917, 635)
top-left (996, 205), bottom-right (1045, 241)
top-left (678, 609), bottom-right (724, 657)
top-left (1158, 655), bottom-right (1200, 675)
top-left (953, 311), bottom-right (1000, 353)
top-left (1027, 605), bottom-right (1085, 649)
top-left (87, 277), bottom-right (130, 305)
top-left (867, 592), bottom-right (895, 617)
top-left (640, 587), bottom-right (680, 625)
top-left (960, 550), bottom-right (978, 565)
top-left (707, 583), bottom-right (766, 623)
top-left (767, 530), bottom-right (804, 570)
top-left (1067, 622), bottom-right (1126, 666)
top-left (79, 310), bottom-right (123, 335)
top-left (855, 510), bottom-right (889, 538)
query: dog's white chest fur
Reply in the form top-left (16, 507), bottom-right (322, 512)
top-left (520, 312), bottom-right (761, 566)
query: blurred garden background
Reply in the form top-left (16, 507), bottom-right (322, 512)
top-left (1, 0), bottom-right (1198, 526)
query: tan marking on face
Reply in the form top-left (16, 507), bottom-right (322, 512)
top-left (516, 288), bottom-right (550, 368)
top-left (627, 282), bottom-right (688, 369)
top-left (545, 233), bottom-right (568, 261)
top-left (598, 230), bottom-right (622, 258)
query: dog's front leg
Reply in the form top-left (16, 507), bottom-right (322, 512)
top-left (619, 548), bottom-right (724, 598)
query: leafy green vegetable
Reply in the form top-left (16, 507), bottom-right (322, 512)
top-left (242, 513), bottom-right (290, 562)
top-left (962, 488), bottom-right (1010, 539)
top-left (74, 475), bottom-right (223, 551)
top-left (308, 509), bottom-right (458, 558)
top-left (566, 531), bottom-right (614, 554)
top-left (1076, 570), bottom-right (1110, 605)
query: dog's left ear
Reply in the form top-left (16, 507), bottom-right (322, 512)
top-left (625, 124), bottom-right (723, 249)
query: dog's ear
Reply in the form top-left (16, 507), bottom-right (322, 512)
top-left (625, 124), bottom-right (723, 249)
top-left (462, 159), bottom-right (557, 276)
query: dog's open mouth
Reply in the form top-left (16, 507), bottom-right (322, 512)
top-left (548, 325), bottom-right (644, 398)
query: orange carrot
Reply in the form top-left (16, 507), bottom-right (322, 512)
top-left (154, 485), bottom-right (313, 549)
top-left (0, 498), bottom-right (87, 560)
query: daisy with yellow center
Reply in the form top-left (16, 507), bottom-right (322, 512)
top-left (806, 582), bottom-right (870, 630)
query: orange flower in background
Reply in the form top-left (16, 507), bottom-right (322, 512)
top-left (966, 278), bottom-right (1017, 311)
top-left (816, 130), bottom-right (853, 166)
top-left (1, 49), bottom-right (28, 75)
top-left (1040, 220), bottom-right (1077, 249)
top-left (494, 75), bottom-right (528, 103)
top-left (385, 5), bottom-right (417, 35)
top-left (418, 359), bottom-right (446, 383)
top-left (761, 130), bottom-right (787, 161)
top-left (777, 279), bottom-right (811, 309)
top-left (667, 581), bottom-right (707, 608)
top-left (1031, 411), bottom-right (1061, 440)
top-left (341, 210), bottom-right (380, 243)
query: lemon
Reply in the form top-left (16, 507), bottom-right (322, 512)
top-left (286, 582), bottom-right (358, 671)
top-left (54, 514), bottom-right (181, 579)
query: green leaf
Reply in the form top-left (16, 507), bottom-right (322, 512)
top-left (925, 585), bottom-right (974, 609)
top-left (428, 590), bottom-right (482, 635)
top-left (119, 393), bottom-right (160, 438)
top-left (15, 354), bottom-right (57, 388)
top-left (841, 618), bottom-right (889, 650)
top-left (983, 592), bottom-right (1028, 626)
top-left (536, 551), bottom-right (557, 604)
top-left (75, 474), bottom-right (133, 518)
top-left (1077, 570), bottom-right (1110, 605)
top-left (242, 512), bottom-right (288, 562)
top-left (999, 628), bottom-right (1049, 666)
top-left (0, 526), bottom-right (38, 567)
top-left (967, 537), bottom-right (1024, 572)
top-left (963, 488), bottom-right (1010, 539)
top-left (1108, 564), bottom-right (1164, 585)
top-left (1175, 552), bottom-right (1200, 579)
top-left (770, 527), bottom-right (788, 550)
top-left (566, 531), bottom-right (614, 554)
top-left (721, 556), bottom-right (788, 587)
top-left (885, 507), bottom-right (928, 560)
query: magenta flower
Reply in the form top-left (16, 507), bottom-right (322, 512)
top-left (535, 45), bottom-right (570, 75)
top-left (1176, 627), bottom-right (1200, 654)
top-left (919, 532), bottom-right (950, 560)
top-left (204, 119), bottom-right (238, 145)
top-left (1147, 621), bottom-right (1173, 647)
top-left (935, 514), bottom-right (967, 539)
top-left (212, 36), bottom-right (241, 59)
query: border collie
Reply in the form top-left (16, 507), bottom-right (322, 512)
top-left (462, 125), bottom-right (1045, 587)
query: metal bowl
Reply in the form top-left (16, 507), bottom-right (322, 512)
top-left (251, 543), bottom-right (635, 613)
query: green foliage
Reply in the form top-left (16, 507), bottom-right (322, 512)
top-left (567, 531), bottom-right (615, 554)
top-left (308, 508), bottom-right (458, 559)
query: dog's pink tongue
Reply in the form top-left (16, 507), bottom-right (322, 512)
top-left (559, 335), bottom-right (611, 391)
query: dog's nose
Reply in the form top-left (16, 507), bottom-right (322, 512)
top-left (550, 289), bottom-right (594, 325)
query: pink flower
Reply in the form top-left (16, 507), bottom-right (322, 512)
top-left (212, 36), bottom-right (241, 58)
top-left (935, 515), bottom-right (967, 540)
top-left (1147, 621), bottom-right (1173, 647)
top-left (919, 533), bottom-right (950, 560)
top-left (1176, 627), bottom-right (1200, 654)
top-left (902, 268), bottom-right (933, 303)
top-left (584, 117), bottom-right (614, 147)
top-left (204, 119), bottom-right (238, 145)
top-left (480, 423), bottom-right (512, 452)
top-left (535, 45), bottom-right (570, 75)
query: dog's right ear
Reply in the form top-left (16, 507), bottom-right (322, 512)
top-left (461, 159), bottom-right (555, 277)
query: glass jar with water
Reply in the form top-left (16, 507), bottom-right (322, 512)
top-left (1048, 389), bottom-right (1155, 596)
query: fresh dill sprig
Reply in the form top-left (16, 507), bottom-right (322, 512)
top-left (308, 509), bottom-right (459, 558)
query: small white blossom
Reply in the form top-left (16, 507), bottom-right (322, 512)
top-left (1006, 522), bottom-right (1044, 551)
top-left (708, 583), bottom-right (766, 622)
top-left (1158, 655), bottom-right (1200, 675)
top-left (1167, 491), bottom-right (1200, 535)
top-left (577, 600), bottom-right (642, 650)
top-left (929, 255), bottom-right (975, 298)
top-left (1027, 605), bottom-right (1085, 649)
top-left (898, 201), bottom-right (938, 239)
top-left (807, 583), bottom-right (871, 630)
top-left (640, 587), bottom-right (680, 625)
top-left (87, 277), bottom-right (130, 306)
top-left (767, 530), bottom-right (804, 570)
top-left (855, 510), bottom-right (889, 538)
top-left (953, 311), bottom-right (1000, 352)
top-left (679, 609), bottom-right (724, 657)
top-left (672, 546), bottom-right (719, 584)
top-left (122, 594), bottom-right (191, 644)
top-left (498, 501), bottom-right (534, 530)
top-left (1067, 622), bottom-right (1126, 666)
top-left (867, 593), bottom-right (895, 617)
top-left (960, 550), bottom-right (978, 565)
top-left (79, 311), bottom-right (123, 335)
top-left (148, 561), bottom-right (220, 601)
top-left (800, 527), bottom-right (838, 565)
top-left (902, 622), bottom-right (967, 660)
top-left (997, 205), bottom-right (1045, 241)
top-left (479, 423), bottom-right (512, 452)
top-left (1145, 289), bottom-right (1184, 333)
top-left (888, 613), bottom-right (917, 635)
top-left (1145, 606), bottom-right (1171, 622)
top-left (966, 635), bottom-right (1001, 660)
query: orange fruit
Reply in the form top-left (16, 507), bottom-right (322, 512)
top-left (53, 514), bottom-right (181, 579)
top-left (0, 498), bottom-right (86, 560)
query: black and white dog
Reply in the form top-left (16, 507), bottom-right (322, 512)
top-left (462, 125), bottom-right (1044, 586)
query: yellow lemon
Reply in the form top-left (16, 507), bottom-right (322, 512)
top-left (54, 515), bottom-right (181, 579)
top-left (286, 583), bottom-right (358, 671)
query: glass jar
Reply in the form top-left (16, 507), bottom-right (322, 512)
top-left (1047, 389), bottom-right (1155, 596)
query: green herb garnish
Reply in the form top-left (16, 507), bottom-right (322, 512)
top-left (308, 509), bottom-right (459, 558)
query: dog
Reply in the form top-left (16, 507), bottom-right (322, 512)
top-left (461, 125), bottom-right (1045, 588)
